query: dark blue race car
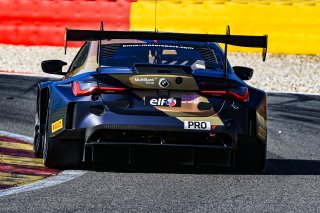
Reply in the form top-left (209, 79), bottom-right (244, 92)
top-left (34, 28), bottom-right (268, 172)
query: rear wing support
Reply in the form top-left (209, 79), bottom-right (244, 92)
top-left (224, 26), bottom-right (230, 77)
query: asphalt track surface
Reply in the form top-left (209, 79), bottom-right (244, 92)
top-left (0, 74), bottom-right (319, 212)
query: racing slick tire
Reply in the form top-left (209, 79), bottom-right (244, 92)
top-left (43, 105), bottom-right (82, 169)
top-left (235, 136), bottom-right (266, 172)
top-left (33, 101), bottom-right (44, 158)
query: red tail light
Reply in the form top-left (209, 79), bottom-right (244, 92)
top-left (72, 81), bottom-right (126, 96)
top-left (201, 87), bottom-right (249, 102)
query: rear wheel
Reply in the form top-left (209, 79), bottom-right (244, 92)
top-left (33, 101), bottom-right (44, 158)
top-left (42, 104), bottom-right (82, 169)
top-left (235, 136), bottom-right (266, 172)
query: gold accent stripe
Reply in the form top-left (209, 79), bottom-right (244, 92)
top-left (0, 172), bottom-right (44, 186)
top-left (0, 141), bottom-right (33, 151)
top-left (0, 154), bottom-right (44, 167)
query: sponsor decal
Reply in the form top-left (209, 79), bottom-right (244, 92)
top-left (145, 97), bottom-right (181, 107)
top-left (166, 97), bottom-right (177, 107)
top-left (181, 94), bottom-right (200, 104)
top-left (184, 121), bottom-right (211, 130)
top-left (122, 44), bottom-right (194, 50)
top-left (51, 119), bottom-right (63, 133)
top-left (134, 77), bottom-right (156, 85)
top-left (159, 78), bottom-right (169, 88)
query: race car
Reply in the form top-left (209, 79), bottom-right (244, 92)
top-left (33, 27), bottom-right (268, 172)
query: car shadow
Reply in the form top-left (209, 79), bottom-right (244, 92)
top-left (264, 159), bottom-right (320, 175)
top-left (82, 158), bottom-right (320, 176)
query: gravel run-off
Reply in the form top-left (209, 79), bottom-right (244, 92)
top-left (1, 44), bottom-right (319, 94)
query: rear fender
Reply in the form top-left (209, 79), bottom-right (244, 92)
top-left (39, 81), bottom-right (53, 90)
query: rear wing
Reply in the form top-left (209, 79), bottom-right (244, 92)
top-left (65, 26), bottom-right (268, 76)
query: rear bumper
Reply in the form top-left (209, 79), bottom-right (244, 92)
top-left (55, 125), bottom-right (236, 167)
top-left (49, 99), bottom-right (252, 167)
top-left (50, 99), bottom-right (247, 144)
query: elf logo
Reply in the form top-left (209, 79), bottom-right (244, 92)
top-left (145, 97), bottom-right (181, 107)
top-left (166, 97), bottom-right (177, 107)
top-left (184, 121), bottom-right (211, 130)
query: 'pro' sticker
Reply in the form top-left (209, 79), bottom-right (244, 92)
top-left (184, 121), bottom-right (210, 131)
top-left (52, 119), bottom-right (63, 133)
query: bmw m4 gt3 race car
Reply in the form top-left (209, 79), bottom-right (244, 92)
top-left (34, 27), bottom-right (268, 172)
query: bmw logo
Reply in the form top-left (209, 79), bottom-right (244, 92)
top-left (159, 78), bottom-right (169, 88)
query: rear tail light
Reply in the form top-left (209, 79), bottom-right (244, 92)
top-left (72, 81), bottom-right (126, 96)
top-left (201, 87), bottom-right (249, 102)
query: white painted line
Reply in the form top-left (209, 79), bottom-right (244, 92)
top-left (0, 170), bottom-right (87, 197)
top-left (0, 130), bottom-right (33, 144)
top-left (0, 130), bottom-right (87, 197)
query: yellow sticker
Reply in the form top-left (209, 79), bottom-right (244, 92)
top-left (51, 119), bottom-right (63, 133)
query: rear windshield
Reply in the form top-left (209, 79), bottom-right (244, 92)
top-left (100, 43), bottom-right (224, 71)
